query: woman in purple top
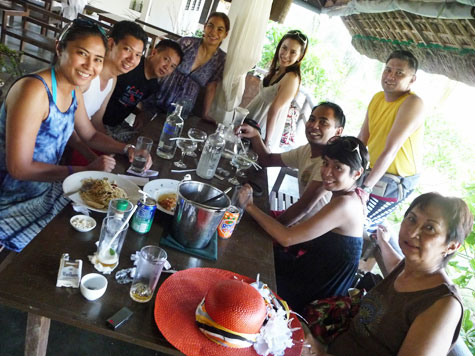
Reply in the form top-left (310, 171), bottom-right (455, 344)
top-left (144, 12), bottom-right (229, 123)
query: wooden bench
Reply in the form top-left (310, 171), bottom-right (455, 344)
top-left (1, 2), bottom-right (70, 63)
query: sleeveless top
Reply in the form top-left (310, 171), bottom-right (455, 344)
top-left (367, 91), bottom-right (423, 177)
top-left (274, 230), bottom-right (363, 314)
top-left (328, 260), bottom-right (463, 355)
top-left (0, 69), bottom-right (77, 251)
top-left (82, 75), bottom-right (113, 118)
top-left (246, 77), bottom-right (291, 152)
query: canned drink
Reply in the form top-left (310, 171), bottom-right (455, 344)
top-left (217, 206), bottom-right (240, 239)
top-left (131, 197), bottom-right (157, 234)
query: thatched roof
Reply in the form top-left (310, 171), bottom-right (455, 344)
top-left (341, 10), bottom-right (475, 86)
top-left (292, 0), bottom-right (475, 86)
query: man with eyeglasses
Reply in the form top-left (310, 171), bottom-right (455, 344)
top-left (100, 39), bottom-right (184, 142)
top-left (358, 50), bottom-right (424, 240)
top-left (239, 101), bottom-right (345, 225)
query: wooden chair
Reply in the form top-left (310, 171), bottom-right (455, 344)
top-left (1, 3), bottom-right (70, 63)
top-left (269, 166), bottom-right (299, 211)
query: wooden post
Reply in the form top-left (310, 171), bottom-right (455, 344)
top-left (270, 0), bottom-right (292, 23)
top-left (25, 313), bottom-right (51, 356)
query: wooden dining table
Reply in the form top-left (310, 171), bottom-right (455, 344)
top-left (0, 115), bottom-right (275, 355)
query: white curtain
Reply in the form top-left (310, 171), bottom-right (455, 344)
top-left (210, 0), bottom-right (273, 124)
top-left (62, 0), bottom-right (88, 20)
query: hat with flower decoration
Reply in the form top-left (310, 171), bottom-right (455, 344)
top-left (154, 267), bottom-right (304, 356)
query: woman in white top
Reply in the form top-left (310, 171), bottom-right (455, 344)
top-left (247, 30), bottom-right (308, 151)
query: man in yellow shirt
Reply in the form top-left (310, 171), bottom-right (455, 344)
top-left (358, 50), bottom-right (424, 236)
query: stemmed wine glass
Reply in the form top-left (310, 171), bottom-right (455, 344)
top-left (228, 150), bottom-right (254, 185)
top-left (187, 128), bottom-right (207, 157)
top-left (236, 150), bottom-right (258, 178)
top-left (174, 139), bottom-right (197, 168)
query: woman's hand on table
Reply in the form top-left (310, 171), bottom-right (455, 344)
top-left (86, 155), bottom-right (116, 172)
top-left (238, 184), bottom-right (254, 209)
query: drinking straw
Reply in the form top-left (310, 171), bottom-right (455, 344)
top-left (225, 149), bottom-right (262, 170)
top-left (170, 137), bottom-right (204, 142)
top-left (105, 204), bottom-right (137, 251)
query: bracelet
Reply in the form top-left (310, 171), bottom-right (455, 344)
top-left (123, 144), bottom-right (135, 154)
top-left (362, 184), bottom-right (373, 194)
top-left (67, 165), bottom-right (74, 175)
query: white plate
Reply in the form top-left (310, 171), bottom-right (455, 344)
top-left (63, 171), bottom-right (141, 213)
top-left (143, 179), bottom-right (179, 215)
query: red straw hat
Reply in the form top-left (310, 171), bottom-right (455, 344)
top-left (154, 268), bottom-right (304, 356)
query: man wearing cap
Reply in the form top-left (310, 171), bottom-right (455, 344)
top-left (99, 39), bottom-right (184, 141)
top-left (358, 50), bottom-right (424, 237)
top-left (239, 101), bottom-right (345, 225)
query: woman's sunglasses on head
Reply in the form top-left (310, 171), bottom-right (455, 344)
top-left (58, 18), bottom-right (108, 43)
top-left (287, 30), bottom-right (308, 47)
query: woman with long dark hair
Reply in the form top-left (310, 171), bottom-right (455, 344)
top-left (246, 30), bottom-right (308, 150)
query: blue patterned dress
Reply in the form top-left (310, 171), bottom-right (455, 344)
top-left (144, 37), bottom-right (226, 115)
top-left (0, 72), bottom-right (77, 252)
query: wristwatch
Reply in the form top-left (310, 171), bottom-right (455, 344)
top-left (362, 184), bottom-right (373, 194)
top-left (123, 144), bottom-right (135, 154)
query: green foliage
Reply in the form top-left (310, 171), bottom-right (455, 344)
top-left (0, 44), bottom-right (23, 78)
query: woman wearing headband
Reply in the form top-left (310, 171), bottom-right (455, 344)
top-left (0, 19), bottom-right (148, 252)
top-left (239, 136), bottom-right (369, 314)
top-left (143, 12), bottom-right (230, 123)
top-left (310, 193), bottom-right (473, 356)
top-left (246, 30), bottom-right (308, 151)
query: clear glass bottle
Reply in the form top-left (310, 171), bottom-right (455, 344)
top-left (196, 124), bottom-right (226, 179)
top-left (156, 104), bottom-right (184, 159)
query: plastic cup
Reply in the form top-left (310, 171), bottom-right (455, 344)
top-left (129, 245), bottom-right (167, 303)
top-left (97, 217), bottom-right (129, 269)
top-left (131, 136), bottom-right (153, 174)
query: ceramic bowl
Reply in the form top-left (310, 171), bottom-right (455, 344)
top-left (70, 215), bottom-right (96, 232)
top-left (80, 273), bottom-right (108, 301)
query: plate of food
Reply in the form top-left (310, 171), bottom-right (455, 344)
top-left (143, 179), bottom-right (179, 215)
top-left (63, 171), bottom-right (141, 213)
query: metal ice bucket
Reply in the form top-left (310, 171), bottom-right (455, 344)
top-left (172, 181), bottom-right (230, 249)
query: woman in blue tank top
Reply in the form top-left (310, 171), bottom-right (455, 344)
top-left (0, 19), bottom-right (146, 252)
top-left (239, 136), bottom-right (370, 314)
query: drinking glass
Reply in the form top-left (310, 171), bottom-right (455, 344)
top-left (131, 136), bottom-right (153, 174)
top-left (97, 217), bottom-right (129, 269)
top-left (237, 150), bottom-right (258, 178)
top-left (187, 128), bottom-right (207, 157)
top-left (228, 150), bottom-right (253, 185)
top-left (130, 245), bottom-right (167, 303)
top-left (174, 139), bottom-right (197, 168)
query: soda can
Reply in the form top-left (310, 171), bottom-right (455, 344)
top-left (217, 206), bottom-right (240, 239)
top-left (131, 197), bottom-right (157, 234)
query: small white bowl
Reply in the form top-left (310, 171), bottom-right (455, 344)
top-left (70, 215), bottom-right (96, 232)
top-left (80, 273), bottom-right (108, 301)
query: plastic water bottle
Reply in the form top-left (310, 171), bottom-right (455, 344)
top-left (156, 104), bottom-right (184, 159)
top-left (196, 124), bottom-right (226, 179)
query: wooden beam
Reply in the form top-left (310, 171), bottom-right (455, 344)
top-left (270, 0), bottom-right (292, 24)
top-left (25, 313), bottom-right (51, 356)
